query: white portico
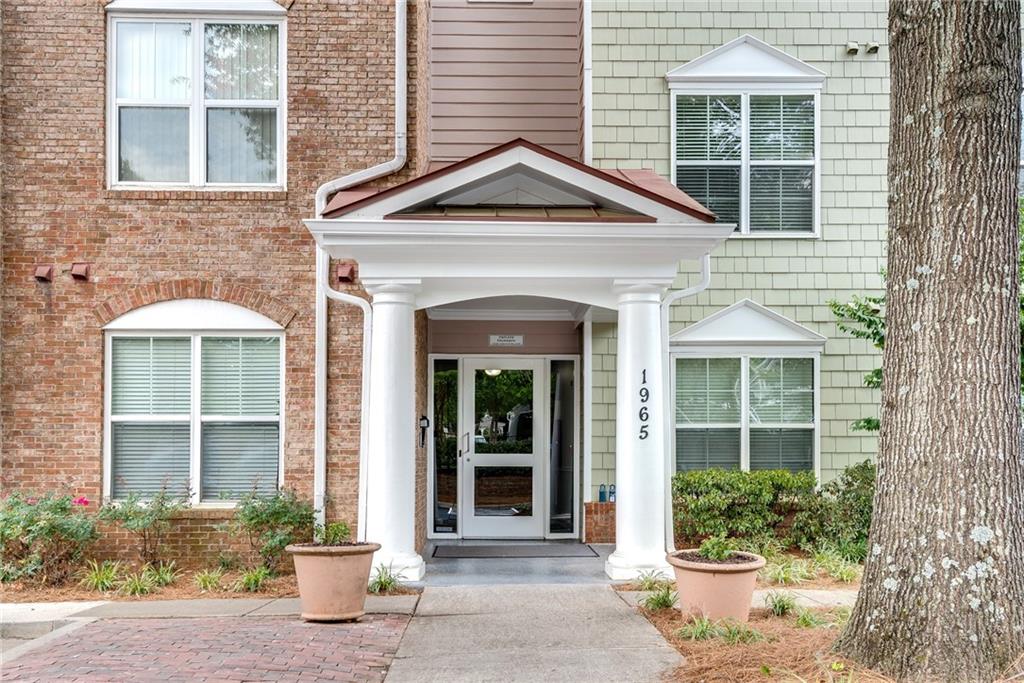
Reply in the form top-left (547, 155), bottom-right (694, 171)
top-left (305, 139), bottom-right (734, 580)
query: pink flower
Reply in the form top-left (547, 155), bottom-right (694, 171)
top-left (72, 496), bottom-right (89, 506)
top-left (26, 498), bottom-right (37, 505)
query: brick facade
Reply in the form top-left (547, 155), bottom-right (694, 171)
top-left (582, 502), bottom-right (615, 544)
top-left (0, 0), bottom-right (426, 561)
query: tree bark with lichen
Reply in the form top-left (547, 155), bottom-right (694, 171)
top-left (835, 1), bottom-right (1024, 680)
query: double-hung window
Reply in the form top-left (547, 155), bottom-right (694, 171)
top-left (673, 93), bottom-right (818, 235)
top-left (674, 356), bottom-right (817, 474)
top-left (107, 333), bottom-right (283, 503)
top-left (108, 13), bottom-right (285, 188)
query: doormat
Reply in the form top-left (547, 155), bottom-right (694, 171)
top-left (432, 544), bottom-right (599, 559)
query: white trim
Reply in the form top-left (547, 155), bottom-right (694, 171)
top-left (103, 330), bottom-right (285, 505)
top-left (582, 0), bottom-right (593, 165)
top-left (103, 298), bottom-right (284, 331)
top-left (425, 307), bottom-right (579, 322)
top-left (106, 0), bottom-right (286, 15)
top-left (582, 311), bottom-right (593, 504)
top-left (106, 14), bottom-right (287, 190)
top-left (669, 298), bottom-right (827, 348)
top-left (665, 34), bottom-right (826, 86)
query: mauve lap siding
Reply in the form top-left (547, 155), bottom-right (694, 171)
top-left (429, 0), bottom-right (584, 163)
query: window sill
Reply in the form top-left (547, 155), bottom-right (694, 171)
top-left (105, 186), bottom-right (288, 202)
top-left (730, 232), bottom-right (820, 240)
top-left (168, 506), bottom-right (237, 521)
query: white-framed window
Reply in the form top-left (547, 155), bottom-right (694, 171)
top-left (104, 329), bottom-right (284, 504)
top-left (671, 92), bottom-right (819, 236)
top-left (665, 35), bottom-right (826, 237)
top-left (107, 14), bottom-right (286, 189)
top-left (673, 354), bottom-right (818, 474)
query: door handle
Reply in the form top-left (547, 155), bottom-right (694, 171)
top-left (459, 432), bottom-right (470, 458)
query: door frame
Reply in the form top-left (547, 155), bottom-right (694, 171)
top-left (426, 353), bottom-right (581, 540)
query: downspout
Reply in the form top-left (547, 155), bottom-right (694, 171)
top-left (660, 254), bottom-right (712, 554)
top-left (312, 0), bottom-right (408, 537)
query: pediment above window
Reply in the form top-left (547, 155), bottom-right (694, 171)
top-left (666, 34), bottom-right (826, 90)
top-left (670, 299), bottom-right (826, 349)
top-left (105, 0), bottom-right (285, 15)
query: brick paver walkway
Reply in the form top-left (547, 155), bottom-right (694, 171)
top-left (1, 615), bottom-right (409, 682)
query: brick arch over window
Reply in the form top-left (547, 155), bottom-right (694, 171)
top-left (93, 279), bottom-right (298, 328)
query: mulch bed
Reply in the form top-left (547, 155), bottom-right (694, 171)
top-left (1, 569), bottom-right (418, 603)
top-left (642, 606), bottom-right (893, 682)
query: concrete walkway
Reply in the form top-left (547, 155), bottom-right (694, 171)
top-left (384, 584), bottom-right (683, 683)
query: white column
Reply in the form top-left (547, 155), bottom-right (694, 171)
top-left (363, 281), bottom-right (425, 581)
top-left (606, 281), bottom-right (671, 580)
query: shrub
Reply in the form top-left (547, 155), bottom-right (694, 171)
top-left (80, 560), bottom-right (122, 592)
top-left (791, 461), bottom-right (875, 561)
top-left (641, 585), bottom-right (678, 610)
top-left (368, 564), bottom-right (403, 595)
top-left (764, 590), bottom-right (796, 617)
top-left (811, 543), bottom-right (861, 583)
top-left (194, 568), bottom-right (225, 591)
top-left (217, 552), bottom-right (241, 571)
top-left (119, 571), bottom-right (156, 596)
top-left (0, 492), bottom-right (98, 585)
top-left (676, 616), bottom-right (720, 641)
top-left (671, 469), bottom-right (816, 543)
top-left (143, 561), bottom-right (180, 587)
top-left (222, 489), bottom-right (315, 571)
top-left (697, 534), bottom-right (734, 561)
top-left (732, 533), bottom-right (785, 561)
top-left (97, 487), bottom-right (189, 565)
top-left (234, 566), bottom-right (272, 592)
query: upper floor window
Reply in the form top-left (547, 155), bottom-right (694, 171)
top-left (666, 35), bottom-right (825, 237)
top-left (108, 16), bottom-right (285, 188)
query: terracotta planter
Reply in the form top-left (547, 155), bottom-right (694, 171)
top-left (286, 542), bottom-right (381, 622)
top-left (666, 550), bottom-right (766, 622)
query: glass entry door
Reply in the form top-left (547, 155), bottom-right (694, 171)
top-left (460, 358), bottom-right (544, 538)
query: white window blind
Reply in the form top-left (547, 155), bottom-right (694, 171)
top-left (675, 356), bottom-right (816, 474)
top-left (107, 334), bottom-right (282, 502)
top-left (675, 358), bottom-right (741, 471)
top-left (110, 16), bottom-right (284, 187)
top-left (200, 336), bottom-right (281, 501)
top-left (674, 92), bottom-right (817, 235)
top-left (110, 337), bottom-right (191, 497)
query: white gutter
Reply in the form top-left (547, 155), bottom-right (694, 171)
top-left (312, 0), bottom-right (408, 534)
top-left (660, 253), bottom-right (712, 554)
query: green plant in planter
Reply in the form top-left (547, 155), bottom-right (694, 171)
top-left (641, 584), bottom-right (678, 610)
top-left (79, 560), bottom-right (122, 592)
top-left (697, 534), bottom-right (734, 561)
top-left (0, 492), bottom-right (98, 585)
top-left (317, 521), bottom-right (351, 545)
top-left (221, 489), bottom-right (315, 571)
top-left (98, 486), bottom-right (189, 565)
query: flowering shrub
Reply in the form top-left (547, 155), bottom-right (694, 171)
top-left (221, 489), bottom-right (315, 571)
top-left (0, 492), bottom-right (98, 585)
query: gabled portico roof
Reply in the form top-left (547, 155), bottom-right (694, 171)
top-left (306, 139), bottom-right (734, 310)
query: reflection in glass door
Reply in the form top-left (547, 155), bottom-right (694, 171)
top-left (432, 359), bottom-right (459, 533)
top-left (461, 358), bottom-right (544, 538)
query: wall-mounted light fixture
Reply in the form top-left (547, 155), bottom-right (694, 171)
top-left (418, 415), bottom-right (430, 447)
top-left (846, 41), bottom-right (860, 55)
top-left (70, 263), bottom-right (91, 281)
top-left (34, 265), bottom-right (54, 282)
top-left (335, 262), bottom-right (356, 283)
top-left (866, 42), bottom-right (879, 54)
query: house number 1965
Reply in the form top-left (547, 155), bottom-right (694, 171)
top-left (638, 368), bottom-right (650, 440)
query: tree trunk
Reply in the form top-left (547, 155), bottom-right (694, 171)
top-left (835, 2), bottom-right (1024, 680)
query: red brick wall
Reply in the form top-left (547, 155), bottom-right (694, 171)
top-left (1, 1), bottom-right (426, 562)
top-left (583, 502), bottom-right (615, 544)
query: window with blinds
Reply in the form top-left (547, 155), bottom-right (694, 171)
top-left (110, 17), bottom-right (284, 187)
top-left (675, 358), bottom-right (741, 470)
top-left (108, 334), bottom-right (282, 502)
top-left (674, 92), bottom-right (817, 234)
top-left (674, 356), bottom-right (816, 474)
